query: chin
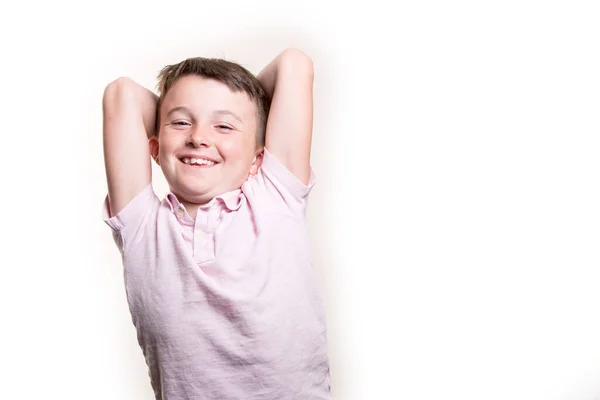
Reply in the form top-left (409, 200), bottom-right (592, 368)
top-left (186, 188), bottom-right (217, 201)
top-left (168, 183), bottom-right (212, 202)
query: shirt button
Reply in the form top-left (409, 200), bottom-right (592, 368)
top-left (176, 209), bottom-right (184, 217)
top-left (198, 232), bottom-right (207, 241)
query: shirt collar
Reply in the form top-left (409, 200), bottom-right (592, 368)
top-left (166, 189), bottom-right (244, 214)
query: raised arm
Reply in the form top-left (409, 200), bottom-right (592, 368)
top-left (102, 77), bottom-right (157, 217)
top-left (257, 48), bottom-right (314, 185)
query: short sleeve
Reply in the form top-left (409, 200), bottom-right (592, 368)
top-left (102, 184), bottom-right (159, 250)
top-left (249, 148), bottom-right (317, 216)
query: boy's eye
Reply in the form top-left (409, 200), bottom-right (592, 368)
top-left (171, 121), bottom-right (191, 127)
top-left (216, 125), bottom-right (233, 131)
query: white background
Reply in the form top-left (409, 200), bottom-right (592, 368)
top-left (1, 1), bottom-right (599, 399)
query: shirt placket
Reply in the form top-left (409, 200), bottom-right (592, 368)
top-left (193, 204), bottom-right (219, 265)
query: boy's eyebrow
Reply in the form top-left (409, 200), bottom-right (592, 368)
top-left (213, 110), bottom-right (243, 123)
top-left (166, 106), bottom-right (193, 118)
top-left (165, 107), bottom-right (243, 124)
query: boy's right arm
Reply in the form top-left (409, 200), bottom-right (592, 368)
top-left (102, 77), bottom-right (157, 218)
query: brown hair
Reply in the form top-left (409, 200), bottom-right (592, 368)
top-left (155, 57), bottom-right (270, 147)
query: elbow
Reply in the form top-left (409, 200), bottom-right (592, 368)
top-left (104, 76), bottom-right (133, 96)
top-left (280, 48), bottom-right (314, 78)
top-left (103, 77), bottom-right (136, 110)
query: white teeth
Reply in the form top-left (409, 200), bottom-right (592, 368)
top-left (182, 157), bottom-right (215, 166)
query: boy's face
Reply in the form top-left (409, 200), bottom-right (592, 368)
top-left (150, 75), bottom-right (263, 205)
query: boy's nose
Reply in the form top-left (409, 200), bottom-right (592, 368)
top-left (186, 127), bottom-right (211, 147)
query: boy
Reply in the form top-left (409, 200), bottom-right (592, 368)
top-left (101, 48), bottom-right (332, 399)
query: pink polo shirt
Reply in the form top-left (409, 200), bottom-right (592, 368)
top-left (102, 149), bottom-right (332, 400)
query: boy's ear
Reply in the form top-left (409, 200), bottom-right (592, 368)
top-left (149, 136), bottom-right (160, 165)
top-left (249, 149), bottom-right (264, 176)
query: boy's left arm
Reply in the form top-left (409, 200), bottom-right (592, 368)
top-left (257, 48), bottom-right (314, 185)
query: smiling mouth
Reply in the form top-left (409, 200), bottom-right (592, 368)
top-left (180, 157), bottom-right (217, 167)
